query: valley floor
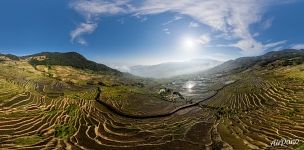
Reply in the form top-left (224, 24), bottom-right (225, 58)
top-left (0, 61), bottom-right (303, 150)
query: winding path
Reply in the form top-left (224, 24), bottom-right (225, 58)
top-left (95, 80), bottom-right (238, 119)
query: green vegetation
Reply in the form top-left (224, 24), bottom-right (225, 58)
top-left (28, 52), bottom-right (121, 75)
top-left (210, 49), bottom-right (304, 73)
top-left (0, 109), bottom-right (42, 118)
top-left (295, 142), bottom-right (304, 150)
top-left (281, 108), bottom-right (301, 117)
top-left (54, 124), bottom-right (76, 139)
top-left (53, 104), bottom-right (79, 139)
top-left (1, 50), bottom-right (304, 149)
top-left (279, 64), bottom-right (304, 80)
top-left (0, 53), bottom-right (20, 60)
top-left (66, 89), bottom-right (98, 100)
top-left (66, 104), bottom-right (78, 117)
top-left (102, 85), bottom-right (146, 100)
top-left (13, 135), bottom-right (43, 145)
top-left (214, 107), bottom-right (238, 119)
top-left (47, 109), bottom-right (59, 116)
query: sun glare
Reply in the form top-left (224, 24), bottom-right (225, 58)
top-left (179, 36), bottom-right (200, 58)
top-left (183, 37), bottom-right (196, 51)
top-left (184, 81), bottom-right (196, 89)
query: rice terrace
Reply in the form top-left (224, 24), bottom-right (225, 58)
top-left (1, 0), bottom-right (304, 150)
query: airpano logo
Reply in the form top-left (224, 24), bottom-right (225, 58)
top-left (270, 138), bottom-right (300, 147)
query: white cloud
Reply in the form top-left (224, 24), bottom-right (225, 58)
top-left (70, 0), bottom-right (128, 20)
top-left (264, 40), bottom-right (287, 49)
top-left (106, 63), bottom-right (131, 72)
top-left (162, 28), bottom-right (170, 34)
top-left (69, 0), bottom-right (129, 45)
top-left (134, 0), bottom-right (264, 36)
top-left (188, 21), bottom-right (200, 28)
top-left (70, 23), bottom-right (97, 45)
top-left (233, 39), bottom-right (286, 55)
top-left (253, 32), bottom-right (260, 37)
top-left (202, 53), bottom-right (238, 62)
top-left (163, 15), bottom-right (183, 25)
top-left (262, 17), bottom-right (274, 30)
top-left (197, 34), bottom-right (210, 45)
top-left (70, 0), bottom-right (292, 52)
top-left (291, 44), bottom-right (304, 49)
top-left (233, 39), bottom-right (263, 55)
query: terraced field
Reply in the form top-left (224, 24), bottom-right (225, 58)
top-left (0, 60), bottom-right (221, 149)
top-left (201, 67), bottom-right (304, 149)
top-left (0, 59), bottom-right (303, 149)
top-left (0, 76), bottom-right (219, 149)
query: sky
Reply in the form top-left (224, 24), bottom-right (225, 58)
top-left (0, 0), bottom-right (304, 66)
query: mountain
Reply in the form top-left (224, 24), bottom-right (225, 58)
top-left (126, 59), bottom-right (222, 78)
top-left (1, 49), bottom-right (304, 150)
top-left (209, 49), bottom-right (304, 74)
top-left (0, 53), bottom-right (19, 61)
top-left (24, 52), bottom-right (122, 75)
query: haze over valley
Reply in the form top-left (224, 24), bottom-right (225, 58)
top-left (110, 58), bottom-right (222, 78)
top-left (1, 0), bottom-right (304, 150)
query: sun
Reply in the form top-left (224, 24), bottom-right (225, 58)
top-left (179, 36), bottom-right (201, 57)
top-left (182, 36), bottom-right (197, 51)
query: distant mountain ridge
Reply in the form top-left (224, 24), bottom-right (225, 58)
top-left (0, 53), bottom-right (19, 61)
top-left (209, 49), bottom-right (304, 74)
top-left (24, 52), bottom-right (122, 75)
top-left (2, 49), bottom-right (303, 78)
top-left (126, 59), bottom-right (222, 78)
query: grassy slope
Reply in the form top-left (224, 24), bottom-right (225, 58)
top-left (27, 52), bottom-right (122, 75)
top-left (0, 59), bottom-right (211, 149)
top-left (0, 50), bottom-right (303, 149)
top-left (212, 64), bottom-right (304, 149)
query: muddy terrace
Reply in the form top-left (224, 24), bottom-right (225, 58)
top-left (0, 61), bottom-right (304, 150)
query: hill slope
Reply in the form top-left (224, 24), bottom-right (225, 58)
top-left (209, 49), bottom-right (304, 74)
top-left (0, 53), bottom-right (19, 61)
top-left (25, 52), bottom-right (122, 75)
top-left (0, 50), bottom-right (304, 149)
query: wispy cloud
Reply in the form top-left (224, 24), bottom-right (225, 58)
top-left (162, 28), bottom-right (170, 35)
top-left (70, 0), bottom-right (128, 20)
top-left (69, 0), bottom-right (129, 45)
top-left (291, 44), bottom-right (304, 49)
top-left (264, 40), bottom-right (287, 49)
top-left (262, 17), bottom-right (274, 30)
top-left (70, 0), bottom-right (293, 54)
top-left (197, 34), bottom-right (210, 45)
top-left (70, 22), bottom-right (97, 45)
top-left (233, 39), bottom-right (286, 55)
top-left (162, 15), bottom-right (183, 25)
top-left (188, 21), bottom-right (200, 28)
top-left (133, 0), bottom-right (263, 36)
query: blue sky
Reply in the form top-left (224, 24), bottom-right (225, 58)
top-left (0, 0), bottom-right (304, 65)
